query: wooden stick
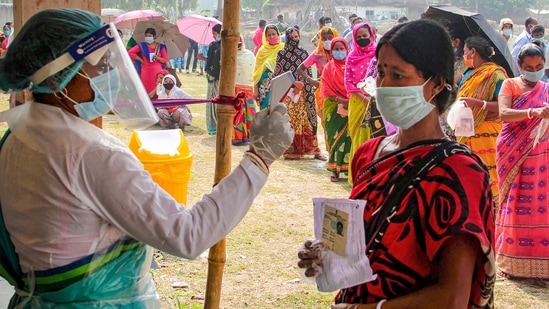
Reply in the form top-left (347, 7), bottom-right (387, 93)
top-left (204, 0), bottom-right (239, 308)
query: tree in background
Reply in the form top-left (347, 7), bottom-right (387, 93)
top-left (241, 0), bottom-right (270, 19)
top-left (451, 0), bottom-right (537, 19)
top-left (102, 0), bottom-right (199, 21)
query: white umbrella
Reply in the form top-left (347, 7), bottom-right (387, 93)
top-left (133, 20), bottom-right (190, 60)
top-left (101, 8), bottom-right (126, 23)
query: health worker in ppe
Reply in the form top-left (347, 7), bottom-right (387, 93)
top-left (0, 8), bottom-right (294, 308)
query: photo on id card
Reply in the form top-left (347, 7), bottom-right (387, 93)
top-left (322, 205), bottom-right (348, 256)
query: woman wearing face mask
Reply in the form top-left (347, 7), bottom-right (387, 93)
top-left (253, 24), bottom-right (284, 110)
top-left (297, 26), bottom-right (339, 151)
top-left (156, 74), bottom-right (193, 129)
top-left (296, 26), bottom-right (339, 120)
top-left (298, 19), bottom-right (495, 309)
top-left (0, 8), bottom-right (295, 307)
top-left (128, 27), bottom-right (168, 93)
top-left (499, 18), bottom-right (517, 54)
top-left (320, 37), bottom-right (352, 181)
top-left (0, 25), bottom-right (10, 56)
top-left (345, 22), bottom-right (376, 183)
top-left (274, 27), bottom-right (324, 160)
top-left (496, 43), bottom-right (549, 280)
top-left (456, 36), bottom-right (508, 205)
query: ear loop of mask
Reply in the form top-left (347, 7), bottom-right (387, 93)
top-left (54, 72), bottom-right (92, 106)
top-left (430, 81), bottom-right (454, 103)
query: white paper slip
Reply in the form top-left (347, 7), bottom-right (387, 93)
top-left (312, 198), bottom-right (376, 292)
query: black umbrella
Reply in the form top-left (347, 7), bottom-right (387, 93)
top-left (423, 5), bottom-right (519, 77)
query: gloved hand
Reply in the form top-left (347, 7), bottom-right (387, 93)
top-left (297, 239), bottom-right (325, 278)
top-left (249, 104), bottom-right (294, 166)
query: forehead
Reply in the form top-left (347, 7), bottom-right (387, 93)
top-left (356, 27), bottom-right (370, 36)
top-left (377, 43), bottom-right (418, 72)
top-left (332, 41), bottom-right (346, 49)
top-left (266, 28), bottom-right (278, 35)
top-left (522, 55), bottom-right (545, 66)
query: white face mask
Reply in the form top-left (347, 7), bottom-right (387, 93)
top-left (325, 22), bottom-right (332, 27)
top-left (376, 77), bottom-right (435, 130)
top-left (522, 68), bottom-right (545, 83)
top-left (323, 40), bottom-right (332, 50)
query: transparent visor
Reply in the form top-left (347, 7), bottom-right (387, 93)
top-left (32, 23), bottom-right (158, 130)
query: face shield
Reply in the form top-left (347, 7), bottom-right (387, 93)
top-left (30, 23), bottom-right (158, 130)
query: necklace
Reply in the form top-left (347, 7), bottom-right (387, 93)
top-left (520, 75), bottom-right (537, 88)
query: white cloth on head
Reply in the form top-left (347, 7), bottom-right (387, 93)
top-left (236, 48), bottom-right (256, 87)
top-left (157, 75), bottom-right (193, 128)
top-left (0, 102), bottom-right (267, 273)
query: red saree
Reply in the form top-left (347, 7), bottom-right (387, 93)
top-left (495, 81), bottom-right (549, 279)
top-left (336, 137), bottom-right (495, 308)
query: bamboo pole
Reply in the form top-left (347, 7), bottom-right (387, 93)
top-left (204, 0), bottom-right (239, 308)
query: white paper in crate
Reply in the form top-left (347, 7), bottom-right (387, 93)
top-left (312, 198), bottom-right (376, 292)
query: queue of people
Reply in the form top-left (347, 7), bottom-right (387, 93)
top-left (288, 10), bottom-right (547, 309)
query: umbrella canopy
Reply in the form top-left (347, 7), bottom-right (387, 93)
top-left (133, 20), bottom-right (190, 60)
top-left (113, 9), bottom-right (165, 29)
top-left (176, 15), bottom-right (221, 45)
top-left (101, 8), bottom-right (126, 23)
top-left (423, 5), bottom-right (519, 77)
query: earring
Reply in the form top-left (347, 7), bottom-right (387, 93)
top-left (53, 88), bottom-right (69, 99)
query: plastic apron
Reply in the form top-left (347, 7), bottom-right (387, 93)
top-left (0, 131), bottom-right (161, 308)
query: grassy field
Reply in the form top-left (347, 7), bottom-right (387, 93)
top-left (1, 71), bottom-right (548, 308)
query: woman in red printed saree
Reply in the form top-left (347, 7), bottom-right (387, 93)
top-left (496, 43), bottom-right (549, 279)
top-left (298, 20), bottom-right (495, 309)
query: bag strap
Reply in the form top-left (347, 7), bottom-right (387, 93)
top-left (365, 140), bottom-right (468, 257)
top-left (0, 129), bottom-right (23, 289)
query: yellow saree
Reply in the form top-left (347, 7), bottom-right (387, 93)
top-left (456, 62), bottom-right (508, 203)
top-left (347, 92), bottom-right (370, 184)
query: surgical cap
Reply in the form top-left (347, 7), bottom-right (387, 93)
top-left (0, 8), bottom-right (103, 94)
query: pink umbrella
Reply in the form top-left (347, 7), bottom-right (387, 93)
top-left (176, 15), bottom-right (221, 45)
top-left (113, 9), bottom-right (165, 29)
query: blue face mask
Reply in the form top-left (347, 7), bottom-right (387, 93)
top-left (72, 68), bottom-right (121, 122)
top-left (523, 68), bottom-right (545, 83)
top-left (502, 29), bottom-right (512, 36)
top-left (3, 30), bottom-right (10, 36)
top-left (144, 37), bottom-right (154, 44)
top-left (215, 37), bottom-right (221, 42)
top-left (332, 50), bottom-right (346, 61)
top-left (375, 77), bottom-right (435, 130)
